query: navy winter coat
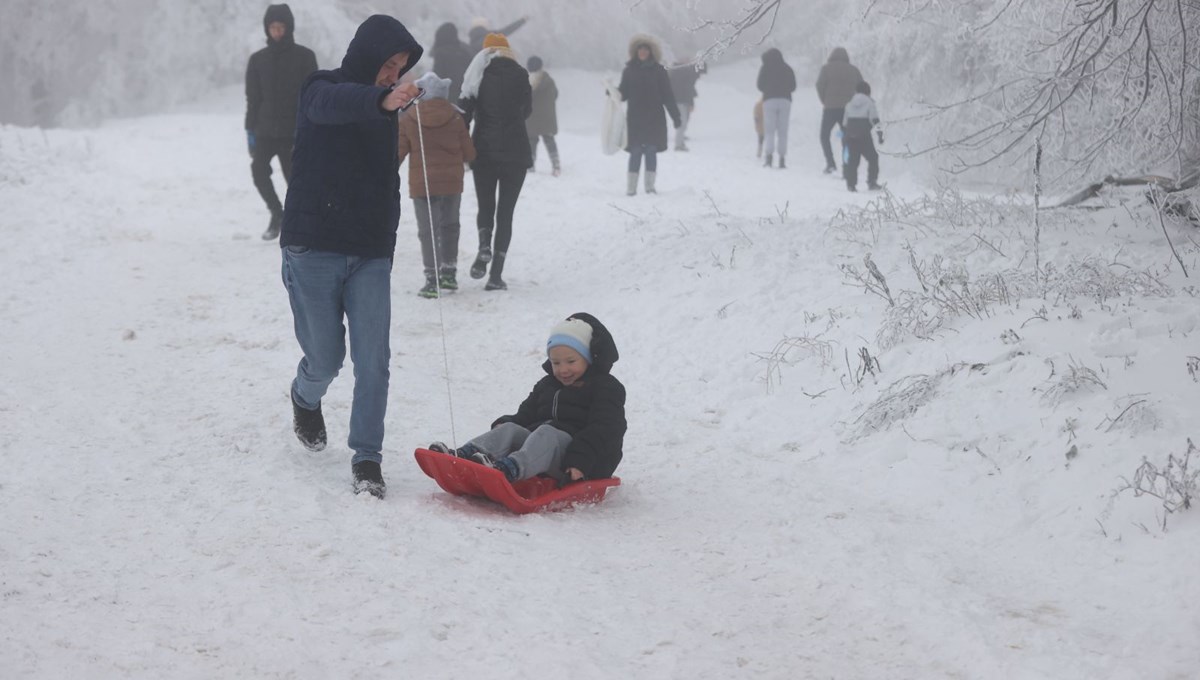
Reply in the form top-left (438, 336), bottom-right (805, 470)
top-left (279, 15), bottom-right (423, 259)
top-left (493, 313), bottom-right (627, 480)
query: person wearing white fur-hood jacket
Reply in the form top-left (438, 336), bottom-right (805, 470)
top-left (618, 34), bottom-right (681, 196)
top-left (457, 33), bottom-right (532, 291)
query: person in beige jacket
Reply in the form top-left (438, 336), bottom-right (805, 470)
top-left (398, 71), bottom-right (477, 297)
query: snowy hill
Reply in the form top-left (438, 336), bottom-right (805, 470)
top-left (1, 62), bottom-right (1197, 679)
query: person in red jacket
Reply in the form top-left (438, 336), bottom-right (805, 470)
top-left (397, 72), bottom-right (477, 298)
top-left (428, 314), bottom-right (627, 485)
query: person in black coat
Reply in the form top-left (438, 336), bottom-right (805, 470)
top-left (278, 15), bottom-right (423, 499)
top-left (429, 22), bottom-right (472, 102)
top-left (458, 33), bottom-right (532, 291)
top-left (667, 60), bottom-right (705, 151)
top-left (429, 313), bottom-right (627, 484)
top-left (245, 3), bottom-right (317, 240)
top-left (618, 34), bottom-right (681, 196)
top-left (756, 48), bottom-right (796, 169)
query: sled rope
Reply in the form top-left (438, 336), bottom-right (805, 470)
top-left (413, 98), bottom-right (459, 448)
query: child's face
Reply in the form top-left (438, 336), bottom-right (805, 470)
top-left (549, 346), bottom-right (588, 386)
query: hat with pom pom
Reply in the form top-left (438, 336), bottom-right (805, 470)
top-left (483, 32), bottom-right (509, 49)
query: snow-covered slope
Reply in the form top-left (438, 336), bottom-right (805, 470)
top-left (1, 61), bottom-right (1197, 679)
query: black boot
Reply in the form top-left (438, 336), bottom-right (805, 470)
top-left (470, 245), bottom-right (492, 280)
top-left (291, 392), bottom-right (326, 451)
top-left (484, 252), bottom-right (507, 291)
top-left (262, 209), bottom-right (282, 240)
top-left (778, 156), bottom-right (786, 169)
top-left (352, 461), bottom-right (386, 499)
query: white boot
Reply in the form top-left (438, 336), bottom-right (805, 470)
top-left (644, 171), bottom-right (657, 194)
top-left (626, 172), bottom-right (638, 196)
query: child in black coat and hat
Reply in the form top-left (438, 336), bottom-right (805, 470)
top-left (430, 313), bottom-right (627, 484)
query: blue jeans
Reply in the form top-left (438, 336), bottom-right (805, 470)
top-left (628, 144), bottom-right (657, 173)
top-left (281, 246), bottom-right (391, 465)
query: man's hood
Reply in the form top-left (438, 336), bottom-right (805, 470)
top-left (340, 15), bottom-right (424, 85)
top-left (434, 22), bottom-right (461, 47)
top-left (263, 4), bottom-right (295, 45)
top-left (761, 48), bottom-right (784, 65)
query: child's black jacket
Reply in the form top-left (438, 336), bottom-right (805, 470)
top-left (492, 313), bottom-right (627, 479)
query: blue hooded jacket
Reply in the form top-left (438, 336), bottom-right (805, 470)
top-left (280, 15), bottom-right (423, 258)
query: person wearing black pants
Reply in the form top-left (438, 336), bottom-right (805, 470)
top-left (472, 165), bottom-right (527, 287)
top-left (244, 4), bottom-right (317, 239)
top-left (250, 135), bottom-right (293, 224)
top-left (458, 33), bottom-right (533, 291)
top-left (842, 80), bottom-right (883, 192)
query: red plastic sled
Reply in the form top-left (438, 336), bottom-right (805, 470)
top-left (413, 448), bottom-right (621, 514)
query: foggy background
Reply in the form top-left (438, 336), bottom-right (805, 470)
top-left (2, 0), bottom-right (1197, 189)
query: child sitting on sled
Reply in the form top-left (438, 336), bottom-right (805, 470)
top-left (430, 313), bottom-right (627, 484)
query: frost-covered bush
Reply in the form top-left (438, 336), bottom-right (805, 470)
top-left (832, 0), bottom-right (1200, 189)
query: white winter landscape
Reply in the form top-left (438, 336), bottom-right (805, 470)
top-left (2, 2), bottom-right (1199, 679)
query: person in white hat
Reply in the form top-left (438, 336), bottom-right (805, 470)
top-left (429, 313), bottom-right (627, 484)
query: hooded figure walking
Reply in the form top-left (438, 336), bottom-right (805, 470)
top-left (278, 15), bottom-right (423, 498)
top-left (815, 47), bottom-right (863, 174)
top-left (430, 22), bottom-right (472, 102)
top-left (245, 3), bottom-right (317, 240)
top-left (525, 56), bottom-right (560, 176)
top-left (618, 34), bottom-right (680, 196)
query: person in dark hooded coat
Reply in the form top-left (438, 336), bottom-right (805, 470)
top-left (278, 15), bottom-right (423, 499)
top-left (430, 22), bottom-right (472, 102)
top-left (245, 4), bottom-right (318, 240)
top-left (618, 34), bottom-right (681, 196)
top-left (756, 47), bottom-right (796, 169)
top-left (429, 313), bottom-right (627, 484)
top-left (815, 47), bottom-right (863, 173)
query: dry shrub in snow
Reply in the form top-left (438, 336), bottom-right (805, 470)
top-left (827, 186), bottom-right (1037, 248)
top-left (1121, 439), bottom-right (1199, 531)
top-left (1038, 357), bottom-right (1108, 407)
top-left (850, 373), bottom-right (940, 440)
top-left (753, 335), bottom-right (835, 392)
top-left (1096, 397), bottom-right (1161, 435)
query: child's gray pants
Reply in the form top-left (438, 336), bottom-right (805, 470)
top-left (468, 422), bottom-right (572, 481)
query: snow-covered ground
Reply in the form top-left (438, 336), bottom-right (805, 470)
top-left (2, 60), bottom-right (1198, 679)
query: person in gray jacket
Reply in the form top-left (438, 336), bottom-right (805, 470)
top-left (525, 56), bottom-right (560, 175)
top-left (842, 81), bottom-right (882, 192)
top-left (815, 47), bottom-right (863, 174)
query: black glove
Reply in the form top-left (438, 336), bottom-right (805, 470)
top-left (876, 130), bottom-right (884, 144)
